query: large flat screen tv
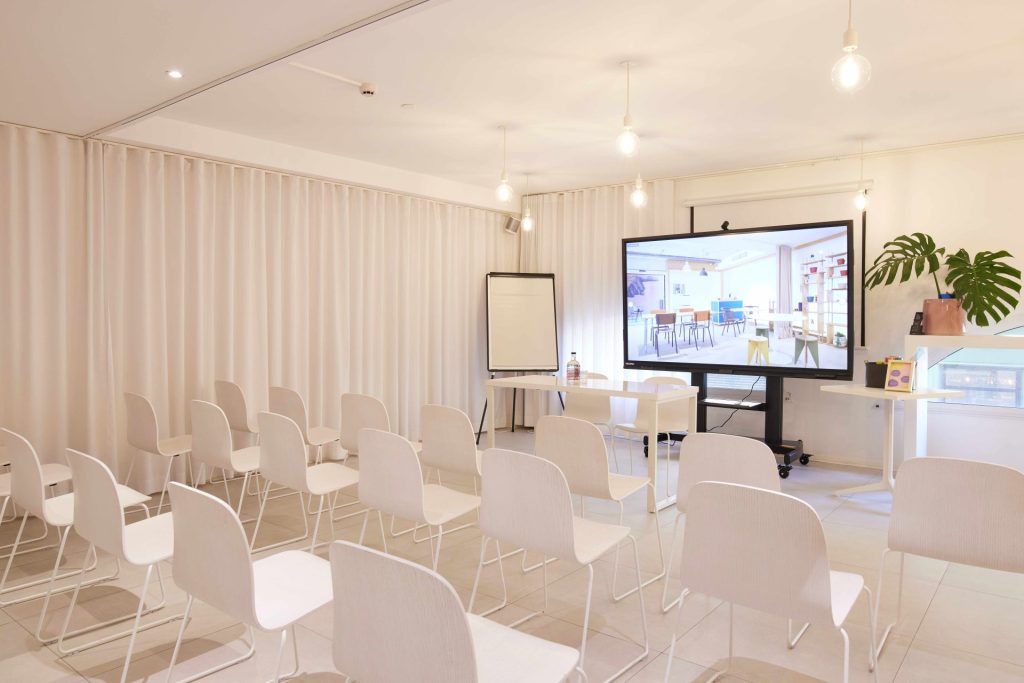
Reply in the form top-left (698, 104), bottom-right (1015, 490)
top-left (622, 221), bottom-right (854, 380)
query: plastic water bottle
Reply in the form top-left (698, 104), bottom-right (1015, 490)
top-left (567, 352), bottom-right (581, 382)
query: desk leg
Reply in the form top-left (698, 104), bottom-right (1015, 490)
top-left (647, 400), bottom-right (659, 513)
top-left (487, 385), bottom-right (497, 450)
top-left (836, 399), bottom-right (896, 496)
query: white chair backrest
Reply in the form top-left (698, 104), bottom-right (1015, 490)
top-left (2, 429), bottom-right (46, 519)
top-left (563, 371), bottom-right (612, 425)
top-left (340, 393), bottom-right (390, 454)
top-left (257, 412), bottom-right (310, 493)
top-left (633, 376), bottom-right (690, 432)
top-left (330, 540), bottom-right (477, 683)
top-left (890, 457), bottom-right (1024, 572)
top-left (534, 415), bottom-right (611, 499)
top-left (479, 448), bottom-right (577, 562)
top-left (65, 449), bottom-right (128, 559)
top-left (268, 387), bottom-right (310, 443)
top-left (419, 404), bottom-right (479, 477)
top-left (214, 380), bottom-right (254, 434)
top-left (168, 482), bottom-right (258, 626)
top-left (676, 432), bottom-right (780, 511)
top-left (124, 392), bottom-right (161, 453)
top-left (357, 429), bottom-right (424, 522)
top-left (190, 400), bottom-right (234, 473)
top-left (681, 481), bottom-right (836, 626)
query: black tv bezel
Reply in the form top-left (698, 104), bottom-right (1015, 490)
top-left (621, 220), bottom-right (855, 381)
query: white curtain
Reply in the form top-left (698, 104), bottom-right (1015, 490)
top-left (518, 181), bottom-right (675, 423)
top-left (1, 123), bottom-right (517, 492)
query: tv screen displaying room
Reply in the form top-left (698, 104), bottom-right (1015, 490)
top-left (622, 221), bottom-right (854, 379)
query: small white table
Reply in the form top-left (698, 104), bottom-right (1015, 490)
top-left (821, 384), bottom-right (963, 496)
top-left (486, 374), bottom-right (699, 512)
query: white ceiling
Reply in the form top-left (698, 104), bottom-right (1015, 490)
top-left (3, 0), bottom-right (1023, 195)
top-left (0, 0), bottom-right (406, 135)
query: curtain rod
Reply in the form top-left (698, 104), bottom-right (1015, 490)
top-left (0, 119), bottom-right (515, 218)
top-left (525, 130), bottom-right (1024, 198)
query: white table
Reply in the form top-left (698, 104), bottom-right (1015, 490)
top-left (821, 384), bottom-right (963, 496)
top-left (486, 374), bottom-right (699, 512)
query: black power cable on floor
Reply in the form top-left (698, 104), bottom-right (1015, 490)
top-left (707, 375), bottom-right (762, 432)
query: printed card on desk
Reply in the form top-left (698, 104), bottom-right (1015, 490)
top-left (885, 359), bottom-right (915, 392)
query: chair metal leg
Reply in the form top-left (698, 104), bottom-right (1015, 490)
top-left (874, 548), bottom-right (901, 660)
top-left (660, 513), bottom-right (684, 613)
top-left (863, 585), bottom-right (880, 680)
top-left (612, 484), bottom-right (666, 602)
top-left (155, 455), bottom-right (176, 515)
top-left (249, 482), bottom-right (310, 553)
top-left (595, 535), bottom-right (649, 682)
top-left (663, 588), bottom-right (691, 682)
top-left (469, 537), bottom-right (546, 627)
top-left (788, 618), bottom-right (811, 648)
top-left (840, 626), bottom-right (851, 683)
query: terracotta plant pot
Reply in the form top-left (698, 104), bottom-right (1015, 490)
top-left (922, 298), bottom-right (966, 335)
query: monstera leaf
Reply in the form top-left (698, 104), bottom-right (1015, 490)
top-left (944, 249), bottom-right (1022, 326)
top-left (864, 232), bottom-right (945, 294)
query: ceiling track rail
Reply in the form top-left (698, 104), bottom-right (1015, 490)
top-left (84, 0), bottom-right (432, 139)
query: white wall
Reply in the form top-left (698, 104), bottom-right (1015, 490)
top-left (673, 136), bottom-right (1024, 469)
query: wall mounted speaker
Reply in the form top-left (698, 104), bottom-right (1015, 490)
top-left (503, 216), bottom-right (521, 235)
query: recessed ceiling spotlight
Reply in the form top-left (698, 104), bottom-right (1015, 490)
top-left (400, 103), bottom-right (415, 109)
top-left (167, 69), bottom-right (183, 79)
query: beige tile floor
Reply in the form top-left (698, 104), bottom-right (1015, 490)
top-left (1, 431), bottom-right (1023, 682)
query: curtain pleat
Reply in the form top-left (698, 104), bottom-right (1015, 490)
top-left (1, 124), bottom-right (516, 493)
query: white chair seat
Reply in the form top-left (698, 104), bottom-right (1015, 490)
top-left (572, 515), bottom-right (630, 565)
top-left (253, 549), bottom-right (332, 631)
top-left (0, 462), bottom-right (72, 497)
top-left (308, 426), bottom-right (340, 447)
top-left (830, 570), bottom-right (866, 626)
top-left (306, 462), bottom-right (359, 496)
top-left (123, 512), bottom-right (174, 566)
top-left (229, 446), bottom-right (261, 474)
top-left (607, 473), bottom-right (648, 501)
top-left (42, 484), bottom-right (151, 527)
top-left (468, 612), bottom-right (579, 682)
top-left (158, 434), bottom-right (192, 457)
top-left (422, 484), bottom-right (481, 526)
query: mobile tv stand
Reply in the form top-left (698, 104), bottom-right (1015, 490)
top-left (642, 373), bottom-right (808, 478)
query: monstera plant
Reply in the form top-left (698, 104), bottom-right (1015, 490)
top-left (864, 232), bottom-right (1022, 332)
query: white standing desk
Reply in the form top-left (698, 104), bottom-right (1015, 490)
top-left (486, 375), bottom-right (699, 512)
top-left (821, 384), bottom-right (963, 497)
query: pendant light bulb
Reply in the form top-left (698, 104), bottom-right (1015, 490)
top-left (617, 63), bottom-right (639, 157)
top-left (521, 205), bottom-right (534, 232)
top-left (832, 0), bottom-right (871, 92)
top-left (854, 190), bottom-right (869, 211)
top-left (495, 126), bottom-right (512, 203)
top-left (630, 174), bottom-right (648, 208)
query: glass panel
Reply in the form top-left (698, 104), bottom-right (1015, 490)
top-left (929, 326), bottom-right (1024, 408)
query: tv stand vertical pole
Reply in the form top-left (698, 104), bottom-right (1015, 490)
top-left (764, 376), bottom-right (806, 478)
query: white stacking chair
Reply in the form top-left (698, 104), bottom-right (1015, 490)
top-left (0, 430), bottom-right (148, 624)
top-left (469, 448), bottom-right (649, 682)
top-left (165, 482), bottom-right (333, 683)
top-left (250, 411), bottom-right (358, 553)
top-left (330, 540), bottom-right (582, 683)
top-left (268, 386), bottom-right (339, 464)
top-left (358, 428), bottom-right (480, 571)
top-left (563, 371), bottom-right (617, 457)
top-left (0, 431), bottom-right (72, 558)
top-left (874, 457), bottom-right (1024, 658)
top-left (535, 415), bottom-right (664, 601)
top-left (190, 400), bottom-right (261, 516)
top-left (124, 391), bottom-right (193, 514)
top-left (612, 375), bottom-right (689, 487)
top-left (338, 392), bottom-right (391, 461)
top-left (59, 450), bottom-right (179, 683)
top-left (660, 432), bottom-right (781, 613)
top-left (665, 482), bottom-right (877, 683)
top-left (214, 379), bottom-right (260, 444)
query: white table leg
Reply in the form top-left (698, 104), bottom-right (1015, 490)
top-left (487, 385), bottom-right (496, 450)
top-left (836, 399), bottom-right (896, 496)
top-left (647, 399), bottom-right (659, 513)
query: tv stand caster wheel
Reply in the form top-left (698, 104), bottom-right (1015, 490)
top-left (799, 455), bottom-right (810, 465)
top-left (778, 466), bottom-right (791, 479)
